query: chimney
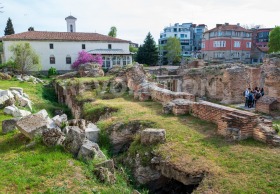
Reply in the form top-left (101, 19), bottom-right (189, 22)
top-left (237, 23), bottom-right (240, 26)
top-left (225, 23), bottom-right (229, 26)
top-left (216, 24), bottom-right (222, 28)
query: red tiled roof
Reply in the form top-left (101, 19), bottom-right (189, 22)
top-left (206, 24), bottom-right (252, 33)
top-left (1, 31), bottom-right (130, 43)
top-left (258, 46), bottom-right (269, 52)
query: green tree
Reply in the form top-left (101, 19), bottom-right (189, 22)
top-left (165, 37), bottom-right (182, 65)
top-left (108, 26), bottom-right (117, 37)
top-left (9, 42), bottom-right (41, 73)
top-left (28, 27), bottom-right (34, 31)
top-left (4, 17), bottom-right (15, 35)
top-left (136, 32), bottom-right (158, 66)
top-left (268, 26), bottom-right (280, 53)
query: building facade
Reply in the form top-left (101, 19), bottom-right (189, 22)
top-left (1, 16), bottom-right (132, 71)
top-left (251, 28), bottom-right (272, 63)
top-left (202, 23), bottom-right (252, 63)
top-left (158, 23), bottom-right (207, 65)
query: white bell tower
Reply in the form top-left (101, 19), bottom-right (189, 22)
top-left (65, 15), bottom-right (77, 32)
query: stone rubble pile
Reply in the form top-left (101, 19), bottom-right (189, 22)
top-left (0, 87), bottom-right (32, 111)
top-left (2, 107), bottom-right (116, 184)
top-left (15, 75), bottom-right (45, 84)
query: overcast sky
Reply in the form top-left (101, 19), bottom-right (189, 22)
top-left (0, 0), bottom-right (279, 44)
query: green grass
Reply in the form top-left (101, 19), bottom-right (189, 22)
top-left (0, 79), bottom-right (70, 116)
top-left (84, 94), bottom-right (280, 194)
top-left (0, 80), bottom-right (144, 193)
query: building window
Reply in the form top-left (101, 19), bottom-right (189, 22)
top-left (214, 52), bottom-right (224, 58)
top-left (232, 52), bottom-right (240, 58)
top-left (246, 42), bottom-right (251, 48)
top-left (82, 44), bottom-right (86, 49)
top-left (201, 43), bottom-right (205, 49)
top-left (66, 55), bottom-right (71, 64)
top-left (49, 43), bottom-right (54, 49)
top-left (246, 53), bottom-right (250, 58)
top-left (108, 44), bottom-right (112, 49)
top-left (180, 34), bottom-right (184, 38)
top-left (234, 41), bottom-right (241, 48)
top-left (50, 55), bottom-right (55, 64)
top-left (70, 25), bottom-right (73, 32)
top-left (213, 41), bottom-right (226, 48)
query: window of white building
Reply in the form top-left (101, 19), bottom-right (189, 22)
top-left (66, 55), bottom-right (71, 64)
top-left (50, 55), bottom-right (55, 64)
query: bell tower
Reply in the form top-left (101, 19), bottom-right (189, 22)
top-left (65, 15), bottom-right (77, 32)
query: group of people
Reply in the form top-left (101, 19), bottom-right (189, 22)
top-left (244, 87), bottom-right (264, 108)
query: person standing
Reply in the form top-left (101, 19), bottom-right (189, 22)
top-left (261, 88), bottom-right (264, 96)
top-left (244, 88), bottom-right (250, 107)
top-left (248, 90), bottom-right (254, 108)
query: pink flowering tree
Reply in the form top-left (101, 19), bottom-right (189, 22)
top-left (72, 50), bottom-right (103, 70)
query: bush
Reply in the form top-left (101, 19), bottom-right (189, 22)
top-left (273, 124), bottom-right (280, 134)
top-left (0, 60), bottom-right (17, 69)
top-left (48, 67), bottom-right (57, 77)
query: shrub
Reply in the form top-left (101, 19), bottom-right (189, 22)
top-left (48, 67), bottom-right (57, 77)
top-left (0, 60), bottom-right (17, 69)
top-left (72, 51), bottom-right (103, 70)
top-left (273, 124), bottom-right (280, 134)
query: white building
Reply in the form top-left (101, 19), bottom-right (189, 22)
top-left (1, 15), bottom-right (132, 71)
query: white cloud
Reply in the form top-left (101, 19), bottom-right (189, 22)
top-left (0, 0), bottom-right (279, 44)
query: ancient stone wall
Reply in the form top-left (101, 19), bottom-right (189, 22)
top-left (55, 83), bottom-right (82, 119)
top-left (124, 65), bottom-right (195, 103)
top-left (262, 56), bottom-right (280, 101)
top-left (180, 65), bottom-right (263, 104)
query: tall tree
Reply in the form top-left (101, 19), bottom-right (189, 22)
top-left (4, 17), bottom-right (15, 35)
top-left (165, 37), bottom-right (182, 65)
top-left (9, 42), bottom-right (41, 73)
top-left (108, 26), bottom-right (117, 37)
top-left (268, 26), bottom-right (280, 53)
top-left (28, 27), bottom-right (34, 31)
top-left (136, 32), bottom-right (158, 66)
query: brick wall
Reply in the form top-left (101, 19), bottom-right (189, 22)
top-left (192, 101), bottom-right (258, 139)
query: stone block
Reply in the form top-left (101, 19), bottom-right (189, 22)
top-left (9, 87), bottom-right (23, 95)
top-left (95, 160), bottom-right (115, 173)
top-left (141, 128), bottom-right (166, 145)
top-left (77, 139), bottom-right (106, 161)
top-left (68, 119), bottom-right (86, 130)
top-left (2, 118), bottom-right (20, 134)
top-left (63, 126), bottom-right (85, 155)
top-left (16, 113), bottom-right (49, 139)
top-left (4, 105), bottom-right (18, 115)
top-left (52, 114), bottom-right (68, 128)
top-left (42, 127), bottom-right (65, 147)
top-left (12, 109), bottom-right (32, 118)
top-left (85, 123), bottom-right (100, 143)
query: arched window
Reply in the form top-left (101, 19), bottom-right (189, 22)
top-left (70, 24), bottom-right (73, 32)
top-left (50, 55), bottom-right (55, 64)
top-left (66, 55), bottom-right (71, 64)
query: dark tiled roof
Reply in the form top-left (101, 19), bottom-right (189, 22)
top-left (1, 31), bottom-right (130, 43)
top-left (65, 15), bottom-right (77, 20)
top-left (206, 24), bottom-right (252, 33)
